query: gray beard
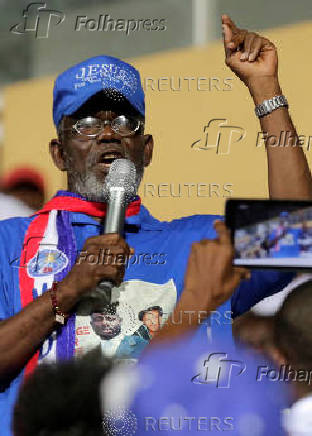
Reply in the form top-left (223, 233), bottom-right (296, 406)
top-left (66, 152), bottom-right (144, 202)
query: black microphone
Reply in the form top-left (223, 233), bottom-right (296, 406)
top-left (96, 159), bottom-right (137, 302)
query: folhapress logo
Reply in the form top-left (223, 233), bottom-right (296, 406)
top-left (10, 3), bottom-right (65, 39)
top-left (191, 118), bottom-right (246, 155)
top-left (191, 353), bottom-right (246, 388)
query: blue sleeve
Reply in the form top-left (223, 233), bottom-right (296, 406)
top-left (231, 269), bottom-right (295, 317)
top-left (0, 219), bottom-right (26, 322)
top-left (0, 261), bottom-right (12, 322)
top-left (268, 231), bottom-right (275, 241)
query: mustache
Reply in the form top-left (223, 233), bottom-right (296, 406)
top-left (97, 138), bottom-right (121, 145)
top-left (87, 143), bottom-right (130, 168)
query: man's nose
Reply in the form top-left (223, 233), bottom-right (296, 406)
top-left (97, 123), bottom-right (120, 142)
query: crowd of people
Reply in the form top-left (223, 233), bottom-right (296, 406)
top-left (236, 214), bottom-right (312, 260)
top-left (1, 13), bottom-right (312, 436)
top-left (14, 278), bottom-right (312, 436)
top-left (0, 167), bottom-right (45, 219)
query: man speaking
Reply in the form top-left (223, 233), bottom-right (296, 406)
top-left (0, 15), bottom-right (311, 436)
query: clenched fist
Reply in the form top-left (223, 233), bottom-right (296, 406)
top-left (56, 234), bottom-right (133, 313)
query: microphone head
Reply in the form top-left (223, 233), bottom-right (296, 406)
top-left (104, 159), bottom-right (137, 202)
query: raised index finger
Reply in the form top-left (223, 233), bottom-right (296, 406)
top-left (213, 220), bottom-right (232, 245)
top-left (221, 14), bottom-right (238, 32)
top-left (221, 15), bottom-right (239, 54)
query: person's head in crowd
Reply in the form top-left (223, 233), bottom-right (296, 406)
top-left (12, 334), bottom-right (290, 436)
top-left (271, 280), bottom-right (312, 435)
top-left (90, 302), bottom-right (122, 340)
top-left (274, 280), bottom-right (312, 401)
top-left (233, 312), bottom-right (275, 359)
top-left (138, 306), bottom-right (163, 337)
top-left (13, 350), bottom-right (112, 436)
top-left (1, 167), bottom-right (45, 210)
top-left (301, 221), bottom-right (309, 232)
top-left (279, 211), bottom-right (289, 228)
top-left (50, 56), bottom-right (153, 202)
top-left (128, 334), bottom-right (289, 436)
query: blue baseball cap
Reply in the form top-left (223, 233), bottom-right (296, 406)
top-left (53, 55), bottom-right (145, 127)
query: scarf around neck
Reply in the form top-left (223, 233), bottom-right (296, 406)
top-left (20, 191), bottom-right (141, 376)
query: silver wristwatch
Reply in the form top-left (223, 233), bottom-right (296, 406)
top-left (255, 95), bottom-right (288, 118)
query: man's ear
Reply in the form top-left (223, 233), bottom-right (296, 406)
top-left (143, 134), bottom-right (154, 167)
top-left (49, 138), bottom-right (67, 171)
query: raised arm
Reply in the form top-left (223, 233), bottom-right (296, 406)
top-left (222, 14), bottom-right (312, 200)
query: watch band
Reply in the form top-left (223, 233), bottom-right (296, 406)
top-left (50, 282), bottom-right (68, 325)
top-left (255, 95), bottom-right (288, 118)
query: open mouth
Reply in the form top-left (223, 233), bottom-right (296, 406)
top-left (97, 150), bottom-right (124, 167)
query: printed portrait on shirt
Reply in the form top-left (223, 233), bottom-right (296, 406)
top-left (75, 279), bottom-right (177, 359)
top-left (134, 306), bottom-right (163, 340)
top-left (90, 302), bottom-right (122, 340)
